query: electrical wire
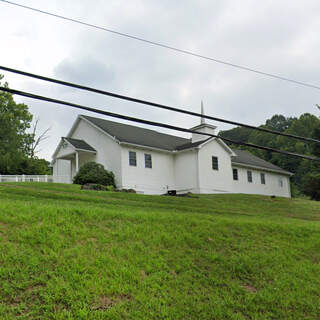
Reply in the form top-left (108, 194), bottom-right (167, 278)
top-left (0, 86), bottom-right (319, 163)
top-left (1, 0), bottom-right (320, 91)
top-left (1, 65), bottom-right (319, 145)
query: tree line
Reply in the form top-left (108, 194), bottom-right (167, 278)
top-left (0, 75), bottom-right (51, 175)
top-left (219, 112), bottom-right (320, 199)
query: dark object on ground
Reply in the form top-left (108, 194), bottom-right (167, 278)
top-left (73, 162), bottom-right (115, 187)
top-left (164, 191), bottom-right (198, 198)
top-left (271, 195), bottom-right (276, 199)
top-left (81, 183), bottom-right (106, 191)
top-left (167, 190), bottom-right (177, 196)
top-left (177, 192), bottom-right (198, 198)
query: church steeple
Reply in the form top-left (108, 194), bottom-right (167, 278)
top-left (201, 100), bottom-right (205, 125)
top-left (190, 100), bottom-right (217, 143)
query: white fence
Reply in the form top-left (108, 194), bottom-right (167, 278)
top-left (0, 175), bottom-right (53, 183)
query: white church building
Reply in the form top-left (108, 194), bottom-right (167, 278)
top-left (52, 113), bottom-right (292, 197)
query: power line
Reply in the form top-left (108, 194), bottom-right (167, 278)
top-left (0, 86), bottom-right (319, 163)
top-left (2, 0), bottom-right (320, 91)
top-left (1, 65), bottom-right (319, 145)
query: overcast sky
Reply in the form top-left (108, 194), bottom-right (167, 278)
top-left (1, 0), bottom-right (320, 160)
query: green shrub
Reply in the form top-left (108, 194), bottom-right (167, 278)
top-left (291, 182), bottom-right (305, 198)
top-left (73, 162), bottom-right (115, 187)
top-left (106, 185), bottom-right (115, 192)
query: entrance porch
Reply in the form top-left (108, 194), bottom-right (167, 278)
top-left (52, 137), bottom-right (97, 183)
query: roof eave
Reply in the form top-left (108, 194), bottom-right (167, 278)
top-left (174, 146), bottom-right (200, 153)
top-left (51, 139), bottom-right (63, 160)
top-left (75, 148), bottom-right (97, 154)
top-left (232, 161), bottom-right (293, 176)
top-left (190, 123), bottom-right (217, 131)
top-left (119, 141), bottom-right (174, 153)
top-left (52, 137), bottom-right (70, 159)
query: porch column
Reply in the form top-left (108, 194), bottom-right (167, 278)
top-left (75, 151), bottom-right (79, 173)
top-left (70, 160), bottom-right (72, 183)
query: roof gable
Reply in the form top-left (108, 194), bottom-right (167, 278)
top-left (63, 137), bottom-right (96, 152)
top-left (199, 137), bottom-right (236, 155)
top-left (52, 136), bottom-right (96, 160)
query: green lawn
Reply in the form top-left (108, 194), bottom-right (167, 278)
top-left (0, 183), bottom-right (320, 319)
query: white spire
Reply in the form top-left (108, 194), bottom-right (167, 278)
top-left (190, 101), bottom-right (217, 142)
top-left (201, 100), bottom-right (205, 125)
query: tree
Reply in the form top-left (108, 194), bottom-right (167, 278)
top-left (219, 126), bottom-right (252, 144)
top-left (219, 112), bottom-right (320, 197)
top-left (0, 75), bottom-right (51, 175)
top-left (29, 117), bottom-right (51, 159)
top-left (19, 158), bottom-right (52, 175)
top-left (302, 116), bottom-right (320, 200)
top-left (265, 114), bottom-right (296, 132)
top-left (0, 75), bottom-right (34, 174)
top-left (303, 172), bottom-right (320, 200)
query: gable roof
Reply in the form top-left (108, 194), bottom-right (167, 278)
top-left (81, 115), bottom-right (189, 151)
top-left (78, 115), bottom-right (291, 175)
top-left (63, 137), bottom-right (96, 152)
top-left (231, 149), bottom-right (292, 175)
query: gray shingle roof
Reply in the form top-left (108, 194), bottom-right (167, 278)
top-left (231, 149), bottom-right (292, 175)
top-left (64, 137), bottom-right (96, 152)
top-left (80, 115), bottom-right (291, 175)
top-left (175, 138), bottom-right (211, 151)
top-left (81, 115), bottom-right (189, 151)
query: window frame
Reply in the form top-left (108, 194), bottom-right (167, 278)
top-left (247, 170), bottom-right (253, 183)
top-left (278, 177), bottom-right (283, 188)
top-left (129, 151), bottom-right (137, 166)
top-left (233, 168), bottom-right (238, 181)
top-left (212, 156), bottom-right (219, 170)
top-left (260, 173), bottom-right (266, 185)
top-left (144, 153), bottom-right (152, 169)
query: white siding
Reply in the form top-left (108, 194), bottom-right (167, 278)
top-left (71, 118), bottom-right (122, 187)
top-left (120, 145), bottom-right (175, 194)
top-left (197, 140), bottom-right (233, 193)
top-left (174, 150), bottom-right (199, 193)
top-left (231, 166), bottom-right (291, 198)
top-left (53, 159), bottom-right (72, 183)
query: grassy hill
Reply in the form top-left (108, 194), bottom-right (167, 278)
top-left (0, 183), bottom-right (320, 319)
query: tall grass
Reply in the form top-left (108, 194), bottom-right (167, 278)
top-left (0, 183), bottom-right (319, 319)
